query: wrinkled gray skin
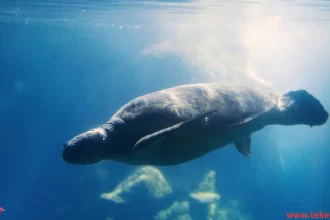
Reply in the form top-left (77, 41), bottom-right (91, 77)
top-left (62, 83), bottom-right (329, 166)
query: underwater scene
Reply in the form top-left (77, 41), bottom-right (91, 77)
top-left (0, 0), bottom-right (330, 219)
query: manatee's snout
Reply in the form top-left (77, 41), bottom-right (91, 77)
top-left (62, 128), bottom-right (108, 165)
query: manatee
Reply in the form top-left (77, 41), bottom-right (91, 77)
top-left (62, 83), bottom-right (328, 166)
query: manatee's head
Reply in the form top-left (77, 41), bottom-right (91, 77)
top-left (277, 90), bottom-right (328, 126)
top-left (63, 128), bottom-right (109, 165)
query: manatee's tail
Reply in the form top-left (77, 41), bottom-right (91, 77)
top-left (277, 90), bottom-right (328, 126)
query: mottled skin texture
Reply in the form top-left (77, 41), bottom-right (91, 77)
top-left (63, 83), bottom-right (328, 166)
top-left (108, 84), bottom-right (277, 165)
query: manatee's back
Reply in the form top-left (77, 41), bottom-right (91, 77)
top-left (109, 83), bottom-right (278, 152)
top-left (199, 83), bottom-right (279, 128)
top-left (108, 90), bottom-right (186, 153)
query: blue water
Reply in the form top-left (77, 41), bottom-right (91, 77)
top-left (1, 0), bottom-right (330, 219)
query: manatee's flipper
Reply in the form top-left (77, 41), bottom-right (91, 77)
top-left (234, 136), bottom-right (252, 157)
top-left (133, 110), bottom-right (216, 150)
